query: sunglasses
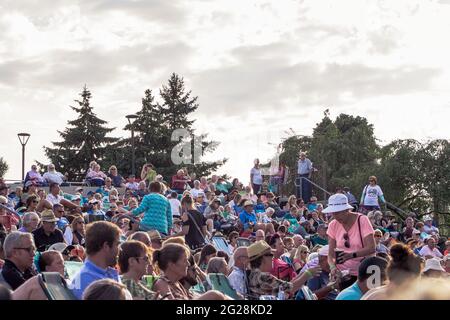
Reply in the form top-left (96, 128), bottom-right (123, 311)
top-left (374, 234), bottom-right (382, 238)
top-left (343, 233), bottom-right (350, 248)
top-left (264, 253), bottom-right (274, 257)
top-left (301, 251), bottom-right (310, 254)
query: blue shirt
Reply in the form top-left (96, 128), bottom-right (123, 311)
top-left (69, 259), bottom-right (120, 300)
top-left (336, 281), bottom-right (363, 300)
top-left (132, 193), bottom-right (172, 235)
top-left (307, 271), bottom-right (338, 300)
top-left (239, 211), bottom-right (257, 230)
top-left (297, 158), bottom-right (312, 175)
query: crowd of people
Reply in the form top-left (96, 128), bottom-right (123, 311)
top-left (0, 154), bottom-right (449, 300)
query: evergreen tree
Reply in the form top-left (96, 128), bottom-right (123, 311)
top-left (0, 157), bottom-right (8, 178)
top-left (42, 86), bottom-right (118, 181)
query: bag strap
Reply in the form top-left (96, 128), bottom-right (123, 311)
top-left (186, 211), bottom-right (208, 244)
top-left (357, 214), bottom-right (364, 248)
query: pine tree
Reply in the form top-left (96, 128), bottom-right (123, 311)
top-left (0, 157), bottom-right (8, 178)
top-left (42, 85), bottom-right (118, 181)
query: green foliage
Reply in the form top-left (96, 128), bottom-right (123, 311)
top-left (108, 73), bottom-right (225, 179)
top-left (42, 85), bottom-right (119, 180)
top-left (0, 157), bottom-right (8, 178)
top-left (277, 112), bottom-right (450, 235)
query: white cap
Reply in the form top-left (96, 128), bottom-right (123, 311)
top-left (318, 245), bottom-right (329, 256)
top-left (423, 258), bottom-right (445, 273)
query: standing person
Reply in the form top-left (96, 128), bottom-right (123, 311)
top-left (69, 221), bottom-right (122, 300)
top-left (250, 159), bottom-right (263, 195)
top-left (131, 182), bottom-right (172, 236)
top-left (1, 232), bottom-right (38, 290)
top-left (324, 194), bottom-right (376, 289)
top-left (172, 195), bottom-right (207, 251)
top-left (297, 152), bottom-right (313, 203)
top-left (343, 187), bottom-right (358, 211)
top-left (360, 176), bottom-right (385, 213)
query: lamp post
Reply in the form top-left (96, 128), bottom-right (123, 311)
top-left (126, 114), bottom-right (138, 176)
top-left (17, 133), bottom-right (31, 181)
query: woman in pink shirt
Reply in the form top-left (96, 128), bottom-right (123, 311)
top-left (324, 194), bottom-right (376, 286)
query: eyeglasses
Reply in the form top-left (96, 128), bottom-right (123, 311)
top-left (15, 246), bottom-right (36, 254)
top-left (374, 234), bottom-right (382, 238)
top-left (301, 251), bottom-right (310, 254)
top-left (343, 233), bottom-right (350, 248)
top-left (32, 200), bottom-right (39, 204)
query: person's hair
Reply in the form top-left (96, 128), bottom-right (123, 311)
top-left (22, 212), bottom-right (40, 228)
top-left (387, 243), bottom-right (422, 286)
top-left (171, 191), bottom-right (178, 198)
top-left (198, 244), bottom-right (217, 266)
top-left (85, 221), bottom-right (121, 256)
top-left (206, 257), bottom-right (227, 274)
top-left (71, 215), bottom-right (85, 231)
top-left (3, 232), bottom-right (34, 259)
top-left (358, 256), bottom-right (388, 282)
top-left (162, 236), bottom-right (186, 247)
top-left (129, 231), bottom-right (151, 245)
top-left (216, 251), bottom-right (229, 264)
top-left (415, 222), bottom-right (424, 229)
top-left (181, 194), bottom-right (194, 208)
top-left (149, 181), bottom-right (161, 193)
top-left (49, 182), bottom-right (59, 191)
top-left (228, 231), bottom-right (239, 241)
top-left (26, 195), bottom-right (39, 208)
top-left (283, 237), bottom-right (293, 246)
top-left (268, 233), bottom-right (281, 247)
top-left (82, 279), bottom-right (128, 300)
top-left (369, 176), bottom-right (377, 184)
top-left (152, 243), bottom-right (190, 271)
top-left (118, 241), bottom-right (148, 274)
top-left (278, 225), bottom-right (286, 234)
top-left (291, 245), bottom-right (309, 261)
top-left (288, 195), bottom-right (297, 206)
top-left (38, 250), bottom-right (61, 272)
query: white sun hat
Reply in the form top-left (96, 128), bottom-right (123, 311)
top-left (322, 193), bottom-right (354, 214)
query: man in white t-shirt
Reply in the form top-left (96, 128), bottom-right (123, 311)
top-left (250, 159), bottom-right (263, 195)
top-left (46, 183), bottom-right (77, 208)
top-left (169, 191), bottom-right (182, 219)
top-left (190, 180), bottom-right (204, 199)
top-left (419, 237), bottom-right (443, 259)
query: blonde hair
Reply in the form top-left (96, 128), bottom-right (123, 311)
top-left (388, 278), bottom-right (450, 300)
top-left (291, 245), bottom-right (309, 261)
top-left (162, 236), bottom-right (186, 247)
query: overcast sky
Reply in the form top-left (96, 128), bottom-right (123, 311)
top-left (1, 0), bottom-right (449, 184)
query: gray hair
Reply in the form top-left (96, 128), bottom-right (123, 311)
top-left (206, 257), bottom-right (227, 274)
top-left (22, 212), bottom-right (40, 227)
top-left (3, 231), bottom-right (34, 259)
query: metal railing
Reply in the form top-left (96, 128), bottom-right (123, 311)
top-left (293, 176), bottom-right (333, 200)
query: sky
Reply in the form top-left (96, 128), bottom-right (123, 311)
top-left (1, 0), bottom-right (449, 185)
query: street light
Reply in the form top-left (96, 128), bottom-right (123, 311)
top-left (17, 133), bottom-right (31, 181)
top-left (126, 114), bottom-right (138, 176)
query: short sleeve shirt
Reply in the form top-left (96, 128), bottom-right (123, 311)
top-left (250, 167), bottom-right (263, 185)
top-left (327, 214), bottom-right (374, 276)
top-left (363, 185), bottom-right (383, 206)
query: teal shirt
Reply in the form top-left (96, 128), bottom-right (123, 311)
top-left (132, 193), bottom-right (172, 235)
top-left (335, 282), bottom-right (363, 300)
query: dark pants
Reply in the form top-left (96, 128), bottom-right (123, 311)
top-left (252, 184), bottom-right (261, 194)
top-left (297, 174), bottom-right (312, 203)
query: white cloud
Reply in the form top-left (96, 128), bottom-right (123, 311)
top-left (1, 0), bottom-right (450, 184)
